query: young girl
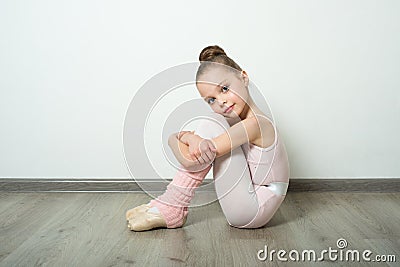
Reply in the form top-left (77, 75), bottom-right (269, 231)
top-left (126, 45), bottom-right (290, 231)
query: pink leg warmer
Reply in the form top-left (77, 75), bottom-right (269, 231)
top-left (149, 164), bottom-right (212, 228)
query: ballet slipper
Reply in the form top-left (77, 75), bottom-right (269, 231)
top-left (127, 205), bottom-right (188, 231)
top-left (128, 214), bottom-right (188, 231)
top-left (127, 205), bottom-right (167, 231)
top-left (125, 203), bottom-right (151, 222)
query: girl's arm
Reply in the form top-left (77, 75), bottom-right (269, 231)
top-left (168, 115), bottom-right (269, 169)
top-left (210, 115), bottom-right (264, 158)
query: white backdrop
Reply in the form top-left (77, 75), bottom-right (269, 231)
top-left (0, 0), bottom-right (399, 179)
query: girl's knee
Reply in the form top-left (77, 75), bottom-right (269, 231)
top-left (227, 212), bottom-right (270, 229)
top-left (204, 112), bottom-right (230, 127)
top-left (224, 207), bottom-right (260, 228)
top-left (194, 112), bottom-right (230, 139)
top-left (226, 217), bottom-right (259, 229)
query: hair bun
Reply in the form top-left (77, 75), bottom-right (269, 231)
top-left (199, 45), bottom-right (226, 62)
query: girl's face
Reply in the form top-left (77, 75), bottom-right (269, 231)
top-left (196, 67), bottom-right (250, 119)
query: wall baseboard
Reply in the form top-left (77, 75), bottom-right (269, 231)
top-left (0, 178), bottom-right (399, 192)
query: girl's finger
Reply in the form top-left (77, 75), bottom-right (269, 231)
top-left (208, 143), bottom-right (217, 151)
top-left (197, 155), bottom-right (204, 164)
top-left (202, 151), bottom-right (211, 162)
top-left (200, 148), bottom-right (209, 155)
top-left (193, 155), bottom-right (199, 163)
top-left (203, 153), bottom-right (211, 163)
top-left (204, 151), bottom-right (213, 162)
top-left (201, 156), bottom-right (209, 164)
top-left (209, 149), bottom-right (216, 158)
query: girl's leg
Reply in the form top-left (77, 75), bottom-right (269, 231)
top-left (127, 162), bottom-right (212, 231)
top-left (147, 164), bottom-right (212, 228)
top-left (127, 112), bottom-right (281, 231)
top-left (194, 112), bottom-right (288, 229)
top-left (126, 112), bottom-right (254, 230)
top-left (192, 112), bottom-right (260, 227)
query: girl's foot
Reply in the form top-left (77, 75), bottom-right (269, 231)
top-left (125, 203), bottom-right (150, 222)
top-left (127, 206), bottom-right (168, 231)
top-left (126, 203), bottom-right (188, 231)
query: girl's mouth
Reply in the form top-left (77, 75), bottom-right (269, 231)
top-left (224, 104), bottom-right (235, 113)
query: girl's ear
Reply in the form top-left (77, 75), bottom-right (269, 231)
top-left (241, 70), bottom-right (249, 87)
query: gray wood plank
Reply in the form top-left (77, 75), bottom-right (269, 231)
top-left (0, 192), bottom-right (398, 266)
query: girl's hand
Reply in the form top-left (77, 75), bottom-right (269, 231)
top-left (177, 131), bottom-right (194, 145)
top-left (186, 134), bottom-right (217, 165)
top-left (199, 139), bottom-right (218, 164)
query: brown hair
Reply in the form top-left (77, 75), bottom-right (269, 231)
top-left (196, 45), bottom-right (243, 82)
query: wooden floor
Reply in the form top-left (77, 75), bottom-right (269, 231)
top-left (0, 192), bottom-right (398, 266)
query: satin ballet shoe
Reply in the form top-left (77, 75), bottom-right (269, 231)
top-left (126, 203), bottom-right (151, 222)
top-left (128, 213), bottom-right (188, 231)
top-left (127, 205), bottom-right (188, 231)
top-left (127, 205), bottom-right (168, 231)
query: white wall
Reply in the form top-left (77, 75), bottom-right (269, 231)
top-left (0, 0), bottom-right (399, 179)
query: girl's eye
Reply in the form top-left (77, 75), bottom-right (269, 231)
top-left (207, 98), bottom-right (215, 104)
top-left (221, 85), bottom-right (229, 92)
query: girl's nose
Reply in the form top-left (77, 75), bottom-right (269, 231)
top-left (216, 98), bottom-right (227, 105)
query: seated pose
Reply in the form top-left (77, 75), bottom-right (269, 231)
top-left (126, 45), bottom-right (290, 231)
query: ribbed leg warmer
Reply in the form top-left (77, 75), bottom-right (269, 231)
top-left (149, 164), bottom-right (212, 228)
